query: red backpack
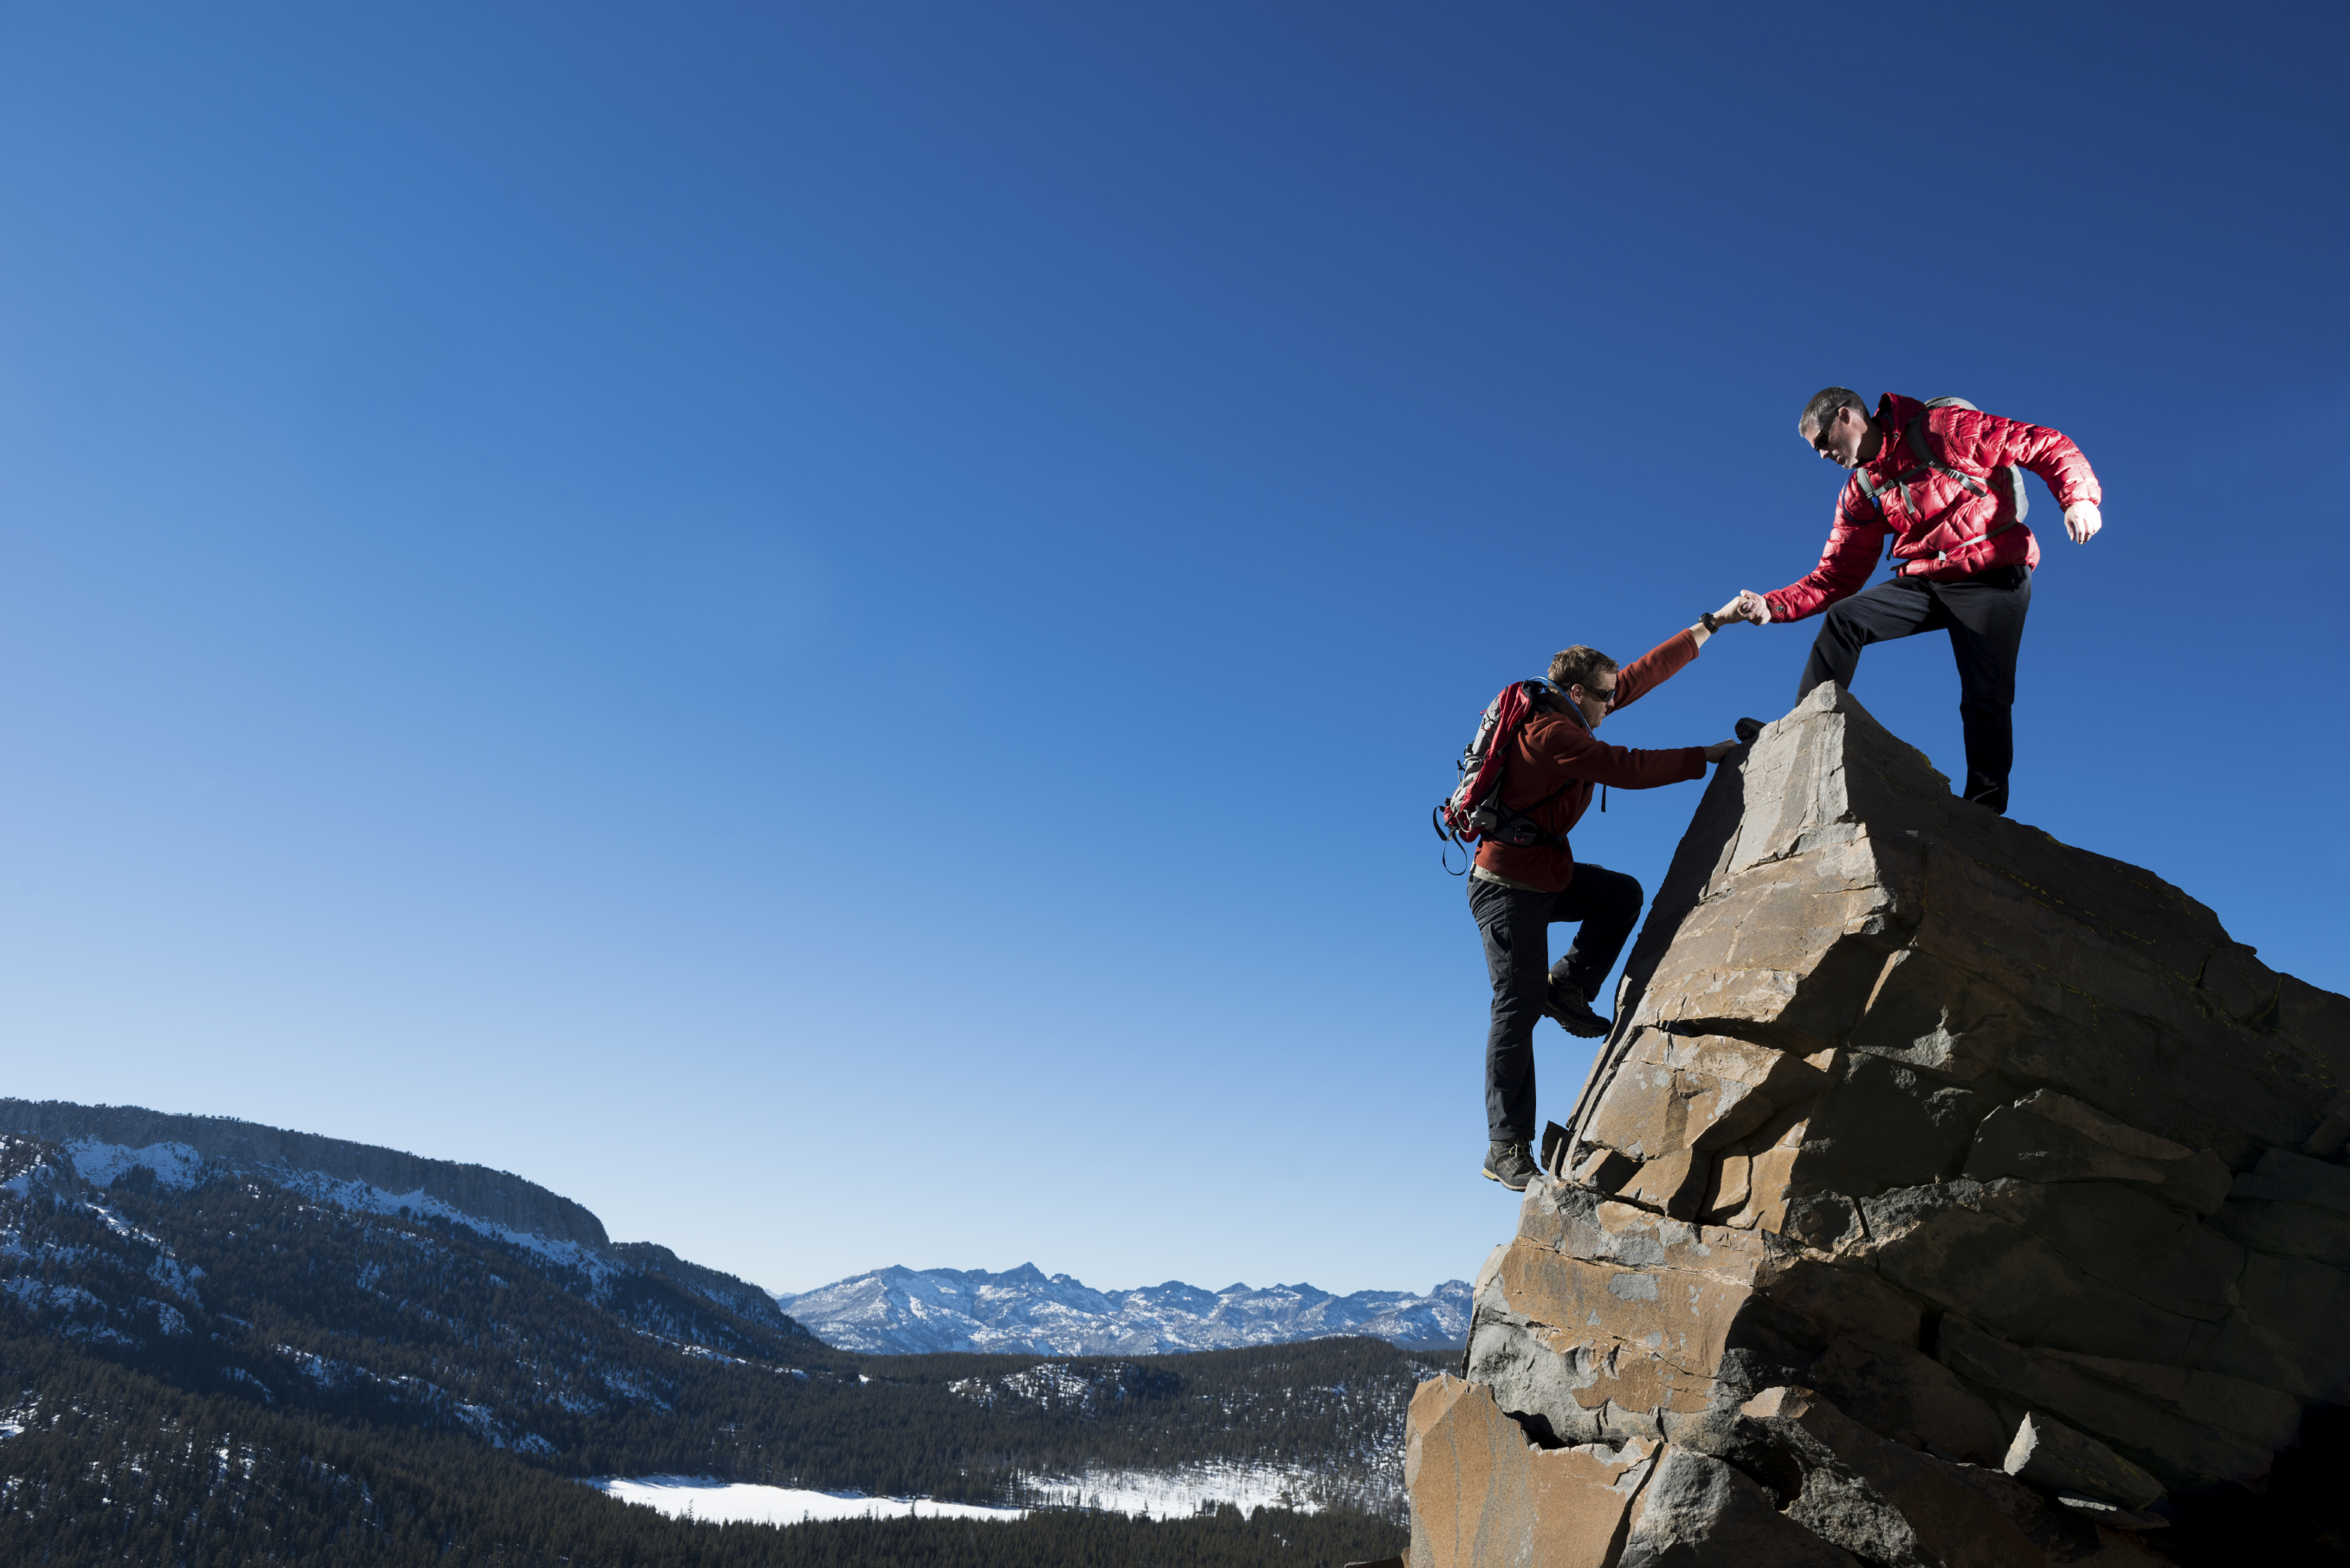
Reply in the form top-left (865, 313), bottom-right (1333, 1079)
top-left (1434, 681), bottom-right (1583, 869)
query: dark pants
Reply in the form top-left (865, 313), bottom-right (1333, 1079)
top-left (1798, 565), bottom-right (2031, 813)
top-left (1468, 865), bottom-right (1644, 1145)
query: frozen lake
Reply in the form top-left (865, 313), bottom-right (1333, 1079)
top-left (591, 1475), bottom-right (1026, 1526)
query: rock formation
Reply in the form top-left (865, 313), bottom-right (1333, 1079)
top-left (1408, 685), bottom-right (2350, 1566)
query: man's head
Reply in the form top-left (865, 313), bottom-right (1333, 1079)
top-left (1547, 646), bottom-right (1619, 728)
top-left (1797, 386), bottom-right (1878, 468)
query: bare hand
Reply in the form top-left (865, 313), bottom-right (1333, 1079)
top-left (1710, 595), bottom-right (1749, 629)
top-left (2063, 501), bottom-right (2102, 543)
top-left (1702, 739), bottom-right (1739, 764)
top-left (1733, 589), bottom-right (1772, 624)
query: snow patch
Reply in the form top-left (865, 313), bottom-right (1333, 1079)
top-left (278, 1346), bottom-right (345, 1386)
top-left (599, 1368), bottom-right (672, 1410)
top-left (2, 1278), bottom-right (103, 1314)
top-left (62, 1139), bottom-right (208, 1191)
top-left (452, 1403), bottom-right (507, 1446)
top-left (592, 1475), bottom-right (1024, 1527)
top-left (275, 1171), bottom-right (622, 1288)
top-left (1023, 1461), bottom-right (1327, 1518)
top-left (147, 1254), bottom-right (206, 1304)
top-left (82, 1202), bottom-right (167, 1249)
top-left (223, 1367), bottom-right (274, 1403)
top-left (998, 1364), bottom-right (1094, 1408)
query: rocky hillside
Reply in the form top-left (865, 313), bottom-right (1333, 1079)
top-left (0, 1099), bottom-right (610, 1249)
top-left (779, 1262), bottom-right (1470, 1354)
top-left (1409, 685), bottom-right (2350, 1567)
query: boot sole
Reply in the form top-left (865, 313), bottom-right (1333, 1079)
top-left (1541, 1006), bottom-right (1617, 1043)
top-left (1481, 1165), bottom-right (1533, 1192)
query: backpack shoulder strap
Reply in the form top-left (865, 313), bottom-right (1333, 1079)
top-left (1903, 410), bottom-right (1988, 499)
top-left (1855, 406), bottom-right (1987, 513)
top-left (1901, 415), bottom-right (1936, 468)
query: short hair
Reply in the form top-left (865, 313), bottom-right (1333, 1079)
top-left (1548, 646), bottom-right (1617, 693)
top-left (1798, 386), bottom-right (1867, 437)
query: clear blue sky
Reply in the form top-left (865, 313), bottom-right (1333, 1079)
top-left (1, 3), bottom-right (2342, 1299)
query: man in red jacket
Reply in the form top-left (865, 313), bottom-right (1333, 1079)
top-left (1470, 616), bottom-right (1741, 1191)
top-left (1730, 388), bottom-right (2104, 815)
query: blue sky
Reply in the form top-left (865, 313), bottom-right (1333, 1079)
top-left (1, 3), bottom-right (2342, 1300)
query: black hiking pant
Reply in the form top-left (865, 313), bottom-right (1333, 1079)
top-left (1468, 864), bottom-right (1643, 1146)
top-left (1798, 565), bottom-right (2031, 814)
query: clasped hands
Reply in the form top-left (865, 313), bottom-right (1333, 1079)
top-left (1718, 591), bottom-right (1770, 626)
top-left (1713, 501), bottom-right (2100, 629)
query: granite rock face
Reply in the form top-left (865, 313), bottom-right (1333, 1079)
top-left (1410, 685), bottom-right (2350, 1566)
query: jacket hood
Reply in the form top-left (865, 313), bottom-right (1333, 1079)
top-left (1867, 391), bottom-right (1925, 468)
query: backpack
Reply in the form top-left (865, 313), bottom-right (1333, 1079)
top-left (1853, 396), bottom-right (2028, 571)
top-left (1433, 681), bottom-right (1581, 871)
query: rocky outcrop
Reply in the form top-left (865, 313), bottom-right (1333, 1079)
top-left (1409, 685), bottom-right (2350, 1565)
top-left (0, 1098), bottom-right (610, 1249)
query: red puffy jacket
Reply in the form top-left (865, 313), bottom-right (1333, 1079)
top-left (1763, 393), bottom-right (2102, 623)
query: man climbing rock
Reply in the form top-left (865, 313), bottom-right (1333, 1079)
top-left (1469, 613), bottom-right (1743, 1191)
top-left (1729, 387), bottom-right (2104, 815)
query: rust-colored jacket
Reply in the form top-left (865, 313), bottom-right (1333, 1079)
top-left (1472, 631), bottom-right (1708, 893)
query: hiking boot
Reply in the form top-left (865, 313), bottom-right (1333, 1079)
top-left (1483, 1140), bottom-right (1540, 1191)
top-left (1545, 978), bottom-right (1611, 1039)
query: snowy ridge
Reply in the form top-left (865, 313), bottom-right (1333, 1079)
top-left (776, 1263), bottom-right (1470, 1355)
top-left (55, 1136), bottom-right (625, 1291)
top-left (0, 1099), bottom-right (609, 1248)
top-left (272, 1167), bottom-right (623, 1290)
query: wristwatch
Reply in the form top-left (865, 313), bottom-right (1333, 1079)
top-left (1701, 611), bottom-right (1721, 633)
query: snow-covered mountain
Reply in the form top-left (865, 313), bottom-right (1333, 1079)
top-left (774, 1263), bottom-right (1471, 1355)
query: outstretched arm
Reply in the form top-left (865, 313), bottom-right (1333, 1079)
top-left (1740, 486), bottom-right (1888, 624)
top-left (1528, 726), bottom-right (1740, 789)
top-left (1944, 406), bottom-right (2104, 544)
top-left (1608, 626), bottom-right (1702, 712)
top-left (1688, 596), bottom-right (1751, 648)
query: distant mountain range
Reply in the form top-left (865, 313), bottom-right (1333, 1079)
top-left (775, 1264), bottom-right (1471, 1355)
